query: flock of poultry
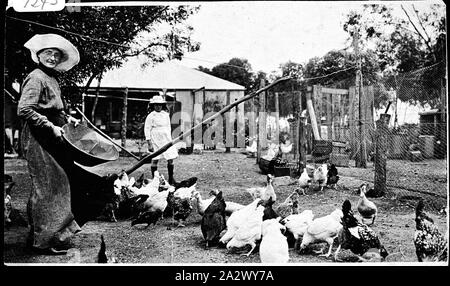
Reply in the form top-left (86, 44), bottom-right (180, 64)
top-left (102, 163), bottom-right (447, 263)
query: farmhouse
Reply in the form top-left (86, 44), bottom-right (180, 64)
top-left (83, 57), bottom-right (246, 148)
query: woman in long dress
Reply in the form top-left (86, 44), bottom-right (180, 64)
top-left (144, 94), bottom-right (179, 184)
top-left (19, 34), bottom-right (86, 255)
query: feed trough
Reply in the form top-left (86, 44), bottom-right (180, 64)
top-left (62, 123), bottom-right (120, 166)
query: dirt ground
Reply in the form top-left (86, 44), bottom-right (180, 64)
top-left (3, 149), bottom-right (448, 264)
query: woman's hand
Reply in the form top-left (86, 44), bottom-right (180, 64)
top-left (53, 126), bottom-right (65, 143)
top-left (67, 115), bottom-right (80, 127)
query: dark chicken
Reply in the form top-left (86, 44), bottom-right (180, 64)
top-left (262, 197), bottom-right (279, 221)
top-left (166, 190), bottom-right (193, 227)
top-left (131, 209), bottom-right (163, 228)
top-left (414, 200), bottom-right (447, 262)
top-left (334, 199), bottom-right (388, 261)
top-left (173, 177), bottom-right (198, 190)
top-left (201, 190), bottom-right (226, 248)
top-left (326, 164), bottom-right (339, 188)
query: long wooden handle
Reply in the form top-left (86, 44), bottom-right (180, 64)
top-left (75, 107), bottom-right (140, 160)
top-left (125, 76), bottom-right (292, 175)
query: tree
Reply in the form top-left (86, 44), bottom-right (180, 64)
top-left (343, 3), bottom-right (446, 107)
top-left (208, 58), bottom-right (254, 91)
top-left (5, 5), bottom-right (200, 106)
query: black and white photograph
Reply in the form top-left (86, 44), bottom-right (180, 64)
top-left (2, 0), bottom-right (448, 270)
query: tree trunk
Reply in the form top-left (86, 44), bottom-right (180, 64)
top-left (373, 114), bottom-right (391, 197)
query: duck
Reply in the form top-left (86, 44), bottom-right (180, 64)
top-left (357, 183), bottom-right (378, 225)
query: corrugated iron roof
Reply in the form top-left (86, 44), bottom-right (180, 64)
top-left (89, 57), bottom-right (245, 91)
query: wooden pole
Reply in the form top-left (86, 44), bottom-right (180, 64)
top-left (353, 28), bottom-right (367, 168)
top-left (225, 91), bottom-right (232, 153)
top-left (274, 91), bottom-right (280, 146)
top-left (374, 113), bottom-right (391, 197)
top-left (299, 115), bottom-right (307, 171)
top-left (121, 87), bottom-right (128, 149)
top-left (306, 86), bottom-right (321, 140)
top-left (125, 76), bottom-right (292, 175)
top-left (257, 79), bottom-right (267, 163)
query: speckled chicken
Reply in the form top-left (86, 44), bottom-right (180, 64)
top-left (201, 191), bottom-right (226, 248)
top-left (166, 189), bottom-right (193, 227)
top-left (275, 191), bottom-right (301, 219)
top-left (335, 199), bottom-right (388, 262)
top-left (357, 184), bottom-right (378, 225)
top-left (246, 174), bottom-right (276, 203)
top-left (414, 200), bottom-right (447, 262)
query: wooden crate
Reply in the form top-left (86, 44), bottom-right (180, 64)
top-left (330, 153), bottom-right (349, 167)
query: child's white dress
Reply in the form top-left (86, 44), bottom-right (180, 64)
top-left (144, 110), bottom-right (178, 160)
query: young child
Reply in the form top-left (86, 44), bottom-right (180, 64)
top-left (144, 93), bottom-right (178, 184)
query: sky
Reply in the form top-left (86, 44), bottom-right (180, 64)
top-left (178, 1), bottom-right (361, 74)
top-left (174, 1), bottom-right (444, 75)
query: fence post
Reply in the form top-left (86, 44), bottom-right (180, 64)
top-left (374, 113), bottom-right (391, 197)
top-left (257, 79), bottom-right (266, 163)
top-left (306, 86), bottom-right (321, 140)
top-left (299, 115), bottom-right (307, 171)
top-left (121, 87), bottom-right (128, 149)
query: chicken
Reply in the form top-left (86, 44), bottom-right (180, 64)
top-left (357, 183), bottom-right (378, 225)
top-left (220, 198), bottom-right (262, 245)
top-left (334, 199), bottom-right (388, 262)
top-left (299, 208), bottom-right (343, 257)
top-left (131, 171), bottom-right (162, 197)
top-left (141, 186), bottom-right (173, 215)
top-left (414, 200), bottom-right (447, 262)
top-left (297, 168), bottom-right (312, 195)
top-left (97, 235), bottom-right (117, 263)
top-left (209, 189), bottom-right (245, 216)
top-left (226, 202), bottom-right (265, 256)
top-left (260, 218), bottom-right (289, 263)
top-left (246, 174), bottom-right (276, 203)
top-left (262, 197), bottom-right (279, 221)
top-left (174, 183), bottom-right (197, 200)
top-left (117, 194), bottom-right (149, 219)
top-left (173, 176), bottom-right (198, 190)
top-left (275, 191), bottom-right (301, 219)
top-left (131, 209), bottom-right (163, 228)
top-left (166, 188), bottom-right (193, 227)
top-left (279, 141), bottom-right (293, 154)
top-left (326, 164), bottom-right (339, 189)
top-left (224, 201), bottom-right (245, 216)
top-left (193, 191), bottom-right (215, 216)
top-left (201, 191), bottom-right (226, 248)
top-left (281, 210), bottom-right (314, 250)
top-left (313, 163), bottom-right (328, 191)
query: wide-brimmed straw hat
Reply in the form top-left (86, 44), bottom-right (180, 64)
top-left (149, 95), bottom-right (167, 104)
top-left (24, 34), bottom-right (80, 72)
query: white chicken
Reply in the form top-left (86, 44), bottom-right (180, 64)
top-left (113, 171), bottom-right (132, 196)
top-left (281, 210), bottom-right (314, 250)
top-left (174, 183), bottom-right (197, 199)
top-left (220, 198), bottom-right (262, 245)
top-left (259, 218), bottom-right (289, 263)
top-left (297, 168), bottom-right (312, 195)
top-left (131, 171), bottom-right (161, 197)
top-left (226, 202), bottom-right (265, 256)
top-left (192, 191), bottom-right (215, 216)
top-left (141, 185), bottom-right (175, 215)
top-left (299, 208), bottom-right (343, 257)
top-left (246, 174), bottom-right (276, 203)
top-left (313, 163), bottom-right (328, 191)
